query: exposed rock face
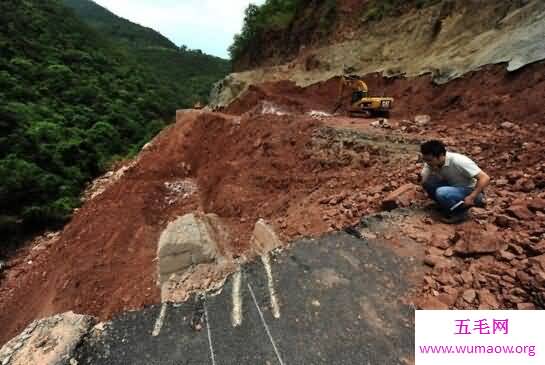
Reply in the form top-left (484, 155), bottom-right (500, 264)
top-left (209, 74), bottom-right (248, 111)
top-left (250, 219), bottom-right (283, 256)
top-left (213, 1), bottom-right (545, 108)
top-left (157, 213), bottom-right (229, 285)
top-left (0, 312), bottom-right (95, 365)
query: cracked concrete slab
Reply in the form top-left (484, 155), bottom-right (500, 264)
top-left (72, 213), bottom-right (423, 364)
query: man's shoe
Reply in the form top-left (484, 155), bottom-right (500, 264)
top-left (440, 211), bottom-right (469, 224)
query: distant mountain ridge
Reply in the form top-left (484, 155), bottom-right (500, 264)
top-left (0, 0), bottom-right (229, 251)
top-left (62, 0), bottom-right (177, 49)
top-left (0, 0), bottom-right (176, 248)
top-left (62, 0), bottom-right (230, 108)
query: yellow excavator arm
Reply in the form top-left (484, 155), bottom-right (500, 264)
top-left (348, 78), bottom-right (368, 93)
top-left (333, 75), bottom-right (368, 113)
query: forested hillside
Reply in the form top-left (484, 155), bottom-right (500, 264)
top-left (63, 0), bottom-right (230, 108)
top-left (0, 0), bottom-right (222, 249)
top-left (62, 0), bottom-right (177, 49)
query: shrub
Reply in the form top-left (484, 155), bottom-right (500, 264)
top-left (229, 0), bottom-right (304, 60)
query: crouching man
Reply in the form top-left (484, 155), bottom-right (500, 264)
top-left (420, 140), bottom-right (490, 223)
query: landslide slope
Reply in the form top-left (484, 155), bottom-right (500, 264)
top-left (3, 0), bottom-right (545, 350)
top-left (0, 108), bottom-right (422, 345)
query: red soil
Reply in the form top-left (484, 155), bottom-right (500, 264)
top-left (1, 61), bottom-right (544, 345)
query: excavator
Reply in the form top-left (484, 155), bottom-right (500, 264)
top-left (333, 74), bottom-right (394, 117)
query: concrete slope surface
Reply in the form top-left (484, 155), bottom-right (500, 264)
top-left (73, 219), bottom-right (421, 365)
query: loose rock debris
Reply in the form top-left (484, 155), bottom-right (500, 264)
top-left (164, 179), bottom-right (197, 205)
top-left (2, 62), bottom-right (545, 345)
top-left (0, 312), bottom-right (95, 365)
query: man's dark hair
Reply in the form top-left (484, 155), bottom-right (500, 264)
top-left (421, 140), bottom-right (446, 157)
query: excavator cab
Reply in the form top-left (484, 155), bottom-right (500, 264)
top-left (351, 90), bottom-right (368, 103)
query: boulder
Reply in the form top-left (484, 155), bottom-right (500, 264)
top-left (498, 251), bottom-right (516, 261)
top-left (470, 207), bottom-right (488, 220)
top-left (494, 214), bottom-right (518, 228)
top-left (517, 303), bottom-right (536, 310)
top-left (514, 178), bottom-right (536, 192)
top-left (506, 204), bottom-right (534, 220)
top-left (371, 118), bottom-right (390, 129)
top-left (516, 270), bottom-right (532, 286)
top-left (453, 224), bottom-right (502, 255)
top-left (381, 183), bottom-right (421, 211)
top-left (424, 254), bottom-right (455, 269)
top-left (506, 170), bottom-right (524, 182)
top-left (460, 271), bottom-right (473, 285)
top-left (436, 272), bottom-right (455, 286)
top-left (157, 213), bottom-right (229, 285)
top-left (529, 240), bottom-right (545, 255)
top-left (0, 312), bottom-right (95, 365)
top-left (250, 219), bottom-right (283, 256)
top-left (478, 289), bottom-right (499, 309)
top-left (462, 289), bottom-right (477, 303)
top-left (529, 254), bottom-right (545, 271)
top-left (436, 291), bottom-right (458, 307)
top-left (414, 115), bottom-right (431, 126)
top-left (500, 121), bottom-right (515, 129)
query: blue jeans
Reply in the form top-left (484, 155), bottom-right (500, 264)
top-left (422, 176), bottom-right (484, 214)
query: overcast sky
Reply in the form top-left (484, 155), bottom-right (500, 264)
top-left (93, 0), bottom-right (266, 59)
